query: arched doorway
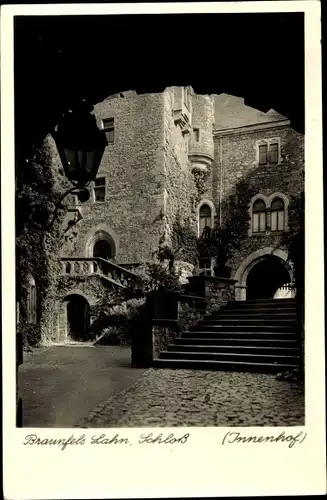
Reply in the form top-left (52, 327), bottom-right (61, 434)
top-left (93, 239), bottom-right (113, 260)
top-left (65, 294), bottom-right (90, 341)
top-left (246, 256), bottom-right (291, 300)
top-left (93, 239), bottom-right (113, 275)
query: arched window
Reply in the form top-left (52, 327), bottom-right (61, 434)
top-left (65, 262), bottom-right (71, 274)
top-left (252, 199), bottom-right (266, 233)
top-left (199, 204), bottom-right (212, 235)
top-left (270, 197), bottom-right (285, 232)
top-left (27, 276), bottom-right (37, 324)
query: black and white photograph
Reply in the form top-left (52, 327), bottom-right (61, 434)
top-left (1, 1), bottom-right (325, 498)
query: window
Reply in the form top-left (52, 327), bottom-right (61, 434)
top-left (259, 144), bottom-right (268, 165)
top-left (102, 118), bottom-right (115, 143)
top-left (252, 199), bottom-right (266, 233)
top-left (193, 128), bottom-right (200, 142)
top-left (199, 258), bottom-right (212, 276)
top-left (27, 276), bottom-right (37, 323)
top-left (183, 87), bottom-right (190, 109)
top-left (94, 177), bottom-right (106, 202)
top-left (199, 204), bottom-right (212, 235)
top-left (182, 130), bottom-right (189, 153)
top-left (270, 197), bottom-right (285, 231)
top-left (257, 140), bottom-right (280, 165)
top-left (270, 143), bottom-right (279, 164)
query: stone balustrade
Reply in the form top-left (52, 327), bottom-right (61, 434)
top-left (60, 257), bottom-right (142, 288)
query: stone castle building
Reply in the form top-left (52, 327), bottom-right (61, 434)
top-left (34, 86), bottom-right (304, 343)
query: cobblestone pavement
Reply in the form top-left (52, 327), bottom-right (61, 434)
top-left (77, 368), bottom-right (304, 427)
top-left (19, 346), bottom-right (145, 427)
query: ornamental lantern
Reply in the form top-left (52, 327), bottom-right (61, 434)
top-left (52, 99), bottom-right (108, 187)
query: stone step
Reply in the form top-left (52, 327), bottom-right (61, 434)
top-left (167, 344), bottom-right (300, 356)
top-left (184, 331), bottom-right (297, 339)
top-left (211, 312), bottom-right (296, 319)
top-left (155, 297), bottom-right (299, 372)
top-left (175, 337), bottom-right (298, 347)
top-left (160, 350), bottom-right (300, 365)
top-left (192, 324), bottom-right (296, 333)
top-left (199, 318), bottom-right (296, 324)
top-left (224, 301), bottom-right (296, 310)
top-left (153, 358), bottom-right (298, 373)
top-left (230, 298), bottom-right (295, 305)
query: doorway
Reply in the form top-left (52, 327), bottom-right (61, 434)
top-left (93, 239), bottom-right (113, 275)
top-left (246, 256), bottom-right (291, 300)
top-left (65, 294), bottom-right (90, 341)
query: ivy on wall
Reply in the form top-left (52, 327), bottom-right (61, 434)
top-left (171, 212), bottom-right (198, 266)
top-left (192, 167), bottom-right (211, 204)
top-left (56, 275), bottom-right (111, 303)
top-left (16, 135), bottom-right (70, 345)
top-left (198, 179), bottom-right (256, 268)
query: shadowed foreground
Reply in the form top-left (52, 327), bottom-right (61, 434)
top-left (19, 346), bottom-right (145, 427)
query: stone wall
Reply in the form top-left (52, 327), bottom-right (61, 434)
top-left (199, 121), bottom-right (304, 276)
top-left (56, 275), bottom-right (111, 304)
top-left (152, 320), bottom-right (180, 360)
top-left (60, 90), bottom-right (166, 264)
top-left (187, 276), bottom-right (236, 310)
top-left (221, 126), bottom-right (303, 274)
top-left (189, 93), bottom-right (215, 162)
top-left (177, 296), bottom-right (207, 332)
top-left (162, 88), bottom-right (198, 256)
top-left (218, 126), bottom-right (304, 202)
top-left (48, 275), bottom-right (112, 343)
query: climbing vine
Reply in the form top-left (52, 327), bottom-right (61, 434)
top-left (192, 167), bottom-right (211, 203)
top-left (16, 135), bottom-right (70, 345)
top-left (171, 211), bottom-right (198, 266)
top-left (198, 179), bottom-right (256, 268)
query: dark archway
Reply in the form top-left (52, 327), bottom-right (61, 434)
top-left (93, 239), bottom-right (113, 275)
top-left (65, 294), bottom-right (90, 341)
top-left (93, 239), bottom-right (113, 259)
top-left (246, 256), bottom-right (291, 300)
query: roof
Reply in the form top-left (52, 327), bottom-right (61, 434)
top-left (213, 94), bottom-right (288, 131)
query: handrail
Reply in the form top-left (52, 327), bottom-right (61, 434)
top-left (95, 257), bottom-right (141, 280)
top-left (61, 256), bottom-right (141, 279)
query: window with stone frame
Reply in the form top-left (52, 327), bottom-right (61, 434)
top-left (193, 127), bottom-right (200, 142)
top-left (270, 197), bottom-right (285, 232)
top-left (94, 177), bottom-right (106, 202)
top-left (182, 129), bottom-right (190, 153)
top-left (198, 258), bottom-right (213, 276)
top-left (183, 87), bottom-right (190, 110)
top-left (258, 144), bottom-right (268, 165)
top-left (269, 142), bottom-right (279, 164)
top-left (252, 198), bottom-right (267, 233)
top-left (199, 203), bottom-right (212, 236)
top-left (257, 140), bottom-right (280, 166)
top-left (102, 118), bottom-right (115, 143)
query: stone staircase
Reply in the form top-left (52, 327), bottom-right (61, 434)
top-left (60, 257), bottom-right (143, 291)
top-left (154, 298), bottom-right (300, 372)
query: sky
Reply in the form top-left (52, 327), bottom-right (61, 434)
top-left (14, 12), bottom-right (304, 156)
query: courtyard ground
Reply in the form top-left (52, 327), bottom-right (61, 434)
top-left (19, 346), bottom-right (304, 428)
top-left (19, 345), bottom-right (145, 427)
